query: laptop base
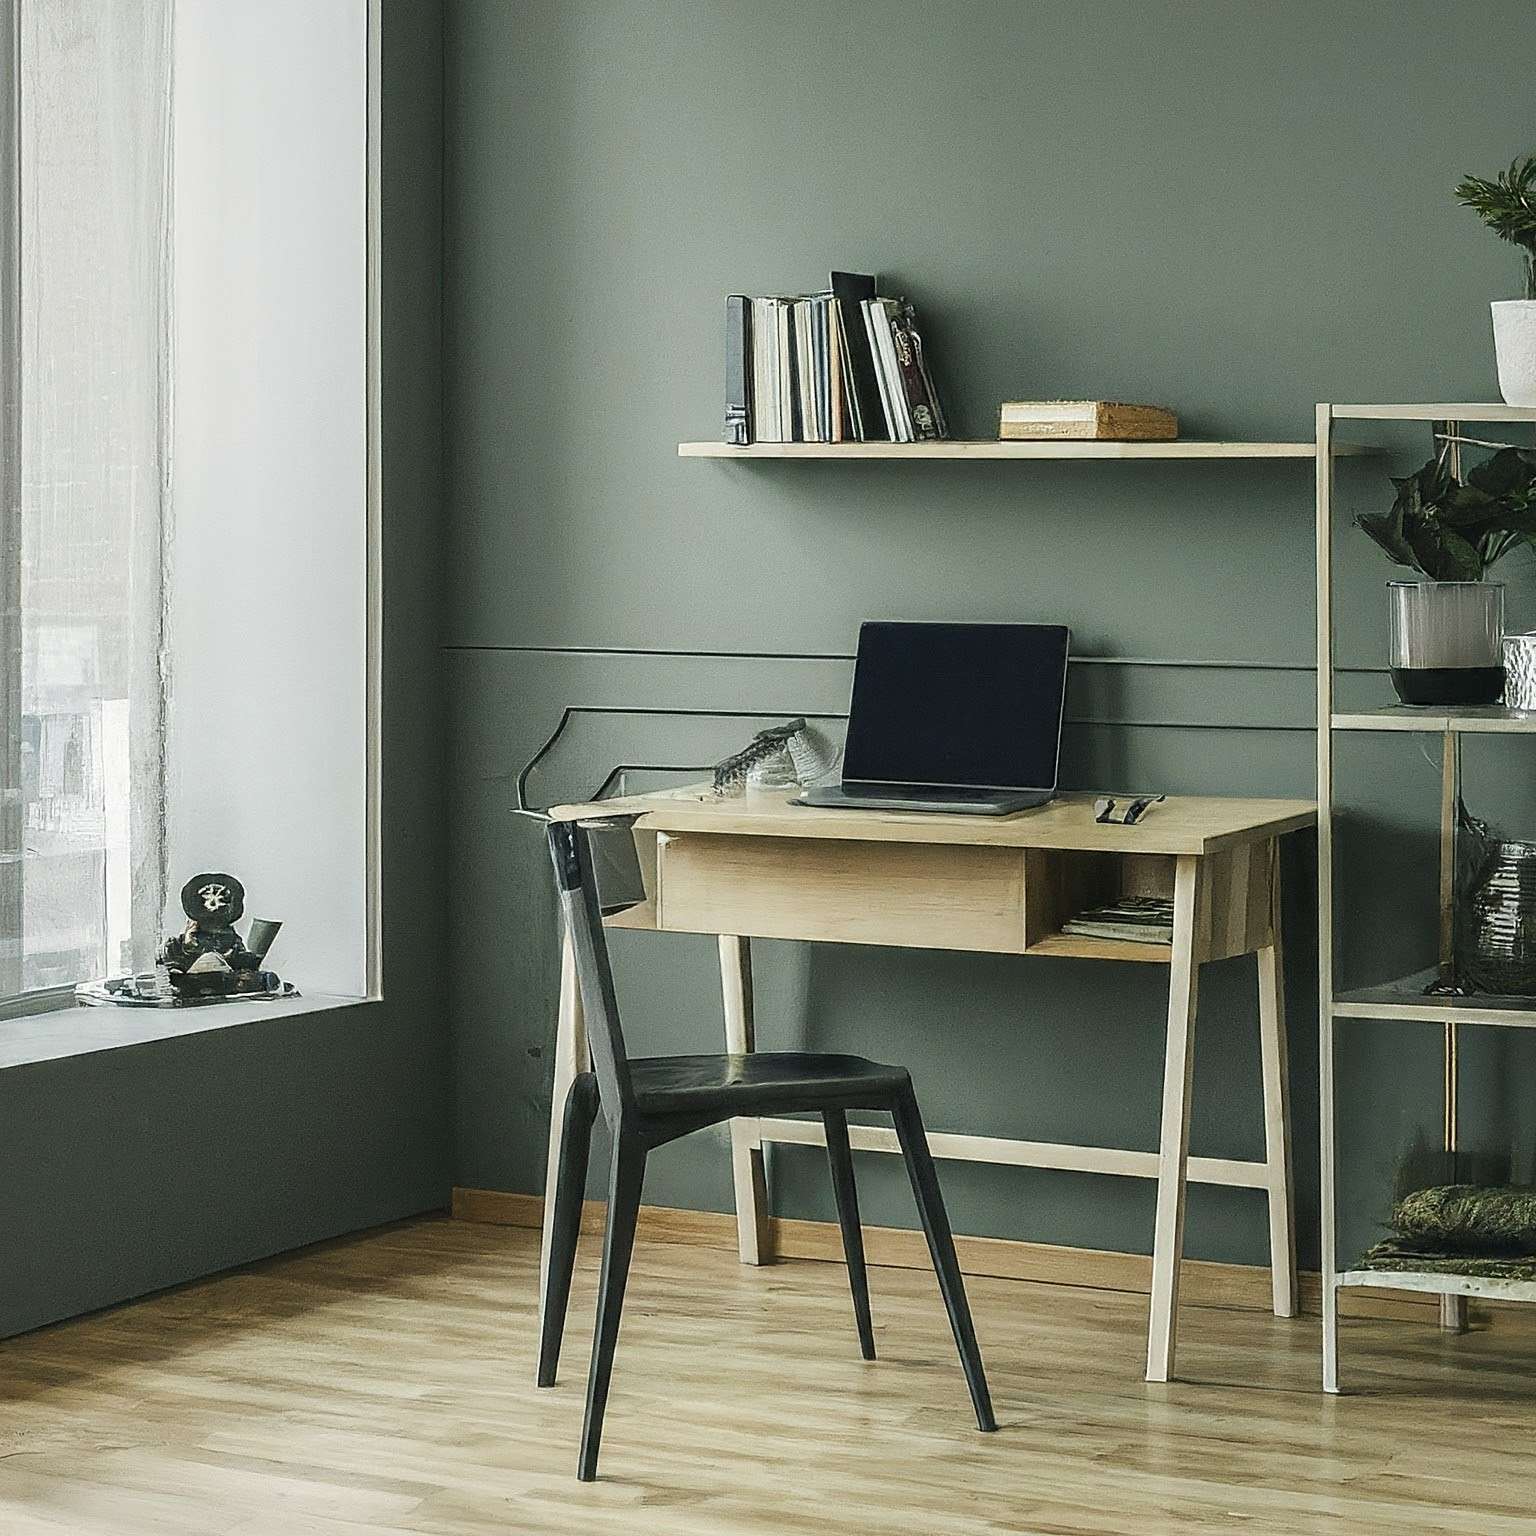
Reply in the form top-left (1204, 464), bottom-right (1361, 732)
top-left (796, 783), bottom-right (1054, 816)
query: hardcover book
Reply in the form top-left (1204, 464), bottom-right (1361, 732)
top-left (999, 400), bottom-right (1178, 441)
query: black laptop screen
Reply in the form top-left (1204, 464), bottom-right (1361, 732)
top-left (841, 622), bottom-right (1070, 790)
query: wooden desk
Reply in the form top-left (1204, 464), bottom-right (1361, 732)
top-left (544, 788), bottom-right (1316, 1382)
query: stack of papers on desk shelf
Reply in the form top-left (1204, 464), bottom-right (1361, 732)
top-left (1061, 897), bottom-right (1175, 945)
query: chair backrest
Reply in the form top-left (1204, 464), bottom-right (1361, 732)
top-left (546, 819), bottom-right (635, 1122)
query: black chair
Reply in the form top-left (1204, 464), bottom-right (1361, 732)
top-left (539, 819), bottom-right (996, 1481)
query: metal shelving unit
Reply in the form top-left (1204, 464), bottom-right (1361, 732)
top-left (1316, 401), bottom-right (1536, 1393)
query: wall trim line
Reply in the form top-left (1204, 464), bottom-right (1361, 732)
top-left (451, 1187), bottom-right (1450, 1324)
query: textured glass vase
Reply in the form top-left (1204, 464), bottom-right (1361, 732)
top-left (1458, 841), bottom-right (1536, 996)
top-left (1388, 580), bottom-right (1505, 706)
top-left (1503, 633), bottom-right (1536, 710)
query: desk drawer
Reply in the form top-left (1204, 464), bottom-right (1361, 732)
top-left (655, 833), bottom-right (1027, 953)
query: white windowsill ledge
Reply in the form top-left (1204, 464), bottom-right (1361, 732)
top-left (0, 991), bottom-right (376, 1072)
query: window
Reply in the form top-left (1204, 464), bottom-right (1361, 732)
top-left (2, 1), bottom-right (171, 999)
top-left (2, 1), bottom-right (375, 1015)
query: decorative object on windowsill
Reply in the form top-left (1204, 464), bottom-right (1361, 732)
top-left (1455, 153), bottom-right (1536, 406)
top-left (1360, 1183), bottom-right (1536, 1281)
top-left (1503, 631), bottom-right (1536, 709)
top-left (1355, 447), bottom-right (1536, 704)
top-left (78, 872), bottom-right (295, 1008)
top-left (711, 718), bottom-right (839, 795)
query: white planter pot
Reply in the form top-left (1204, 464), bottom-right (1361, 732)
top-left (1492, 300), bottom-right (1536, 407)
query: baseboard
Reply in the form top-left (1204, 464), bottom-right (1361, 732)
top-left (451, 1187), bottom-right (1444, 1323)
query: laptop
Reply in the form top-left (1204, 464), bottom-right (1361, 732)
top-left (797, 620), bottom-right (1070, 816)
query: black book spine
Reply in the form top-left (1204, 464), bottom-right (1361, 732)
top-left (830, 271), bottom-right (888, 441)
top-left (724, 294), bottom-right (752, 445)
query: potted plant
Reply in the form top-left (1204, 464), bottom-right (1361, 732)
top-left (1357, 448), bottom-right (1536, 705)
top-left (1455, 155), bottom-right (1536, 407)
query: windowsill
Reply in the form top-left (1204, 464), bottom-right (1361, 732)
top-left (0, 991), bottom-right (376, 1071)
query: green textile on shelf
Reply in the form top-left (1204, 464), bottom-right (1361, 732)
top-left (1360, 1237), bottom-right (1536, 1281)
top-left (1390, 1184), bottom-right (1536, 1256)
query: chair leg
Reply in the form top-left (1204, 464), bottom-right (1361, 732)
top-left (537, 1073), bottom-right (599, 1388)
top-left (578, 1129), bottom-right (647, 1482)
top-left (892, 1087), bottom-right (996, 1432)
top-left (823, 1110), bottom-right (875, 1360)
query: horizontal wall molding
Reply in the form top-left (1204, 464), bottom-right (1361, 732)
top-left (452, 1188), bottom-right (1461, 1326)
top-left (449, 643), bottom-right (1343, 742)
top-left (448, 642), bottom-right (1387, 678)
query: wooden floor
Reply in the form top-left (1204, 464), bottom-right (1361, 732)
top-left (2, 1218), bottom-right (1535, 1535)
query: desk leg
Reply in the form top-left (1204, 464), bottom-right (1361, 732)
top-left (1258, 927), bottom-right (1298, 1319)
top-left (1146, 854), bottom-right (1200, 1384)
top-left (719, 934), bottom-right (769, 1264)
top-left (537, 925), bottom-right (587, 1357)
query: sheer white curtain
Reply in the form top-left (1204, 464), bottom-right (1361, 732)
top-left (3, 0), bottom-right (170, 997)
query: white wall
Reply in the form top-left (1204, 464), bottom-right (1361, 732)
top-left (168, 0), bottom-right (369, 996)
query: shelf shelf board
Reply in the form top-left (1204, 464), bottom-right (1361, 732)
top-left (678, 439), bottom-right (1363, 461)
top-left (1336, 1267), bottom-right (1536, 1302)
top-left (1329, 402), bottom-right (1536, 422)
top-left (1331, 705), bottom-right (1536, 734)
top-left (1024, 932), bottom-right (1171, 965)
top-left (1334, 967), bottom-right (1536, 1028)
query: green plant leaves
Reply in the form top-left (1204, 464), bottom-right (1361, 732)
top-left (1355, 449), bottom-right (1536, 581)
top-left (1455, 154), bottom-right (1536, 257)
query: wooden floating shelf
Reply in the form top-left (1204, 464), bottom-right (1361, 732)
top-left (1336, 1268), bottom-right (1536, 1303)
top-left (1330, 402), bottom-right (1536, 422)
top-left (1334, 966), bottom-right (1536, 1028)
top-left (1332, 705), bottom-right (1536, 734)
top-left (679, 439), bottom-right (1367, 461)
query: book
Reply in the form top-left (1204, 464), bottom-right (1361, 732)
top-left (812, 296), bottom-right (832, 442)
top-left (862, 297), bottom-right (912, 441)
top-left (749, 297), bottom-right (782, 442)
top-left (775, 299), bottom-right (796, 440)
top-left (793, 299), bottom-right (821, 441)
top-left (888, 299), bottom-right (943, 440)
top-left (826, 296), bottom-right (846, 441)
top-left (999, 401), bottom-right (1178, 441)
top-left (830, 271), bottom-right (886, 441)
top-left (724, 295), bottom-right (752, 445)
top-left (1060, 897), bottom-right (1175, 945)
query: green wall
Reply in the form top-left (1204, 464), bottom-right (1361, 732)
top-left (0, 0), bottom-right (450, 1338)
top-left (443, 0), bottom-right (1536, 1272)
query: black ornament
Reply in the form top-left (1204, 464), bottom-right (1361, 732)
top-left (159, 870), bottom-right (284, 1000)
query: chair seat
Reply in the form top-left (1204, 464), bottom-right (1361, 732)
top-left (631, 1051), bottom-right (909, 1119)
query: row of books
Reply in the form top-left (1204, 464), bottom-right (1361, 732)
top-left (724, 271), bottom-right (947, 446)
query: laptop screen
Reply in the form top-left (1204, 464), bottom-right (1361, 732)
top-left (841, 622), bottom-right (1070, 790)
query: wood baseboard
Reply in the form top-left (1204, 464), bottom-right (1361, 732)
top-left (450, 1187), bottom-right (1444, 1324)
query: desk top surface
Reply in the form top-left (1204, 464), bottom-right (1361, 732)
top-left (549, 786), bottom-right (1316, 856)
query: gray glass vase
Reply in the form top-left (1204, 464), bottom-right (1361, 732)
top-left (1458, 840), bottom-right (1536, 996)
top-left (1388, 580), bottom-right (1504, 706)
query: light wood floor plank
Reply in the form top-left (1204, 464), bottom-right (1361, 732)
top-left (2, 1215), bottom-right (1534, 1534)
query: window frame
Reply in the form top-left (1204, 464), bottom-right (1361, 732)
top-left (0, 0), bottom-right (382, 1025)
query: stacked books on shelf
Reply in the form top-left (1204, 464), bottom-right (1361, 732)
top-left (1060, 896), bottom-right (1175, 946)
top-left (724, 271), bottom-right (947, 446)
